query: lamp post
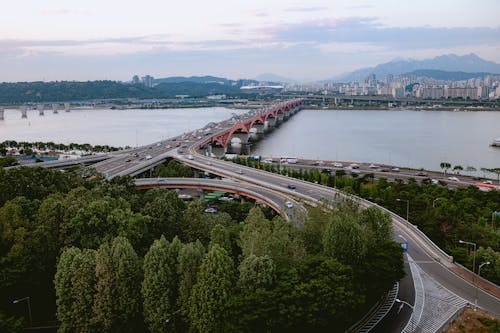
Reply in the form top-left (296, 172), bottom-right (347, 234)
top-left (395, 298), bottom-right (414, 332)
top-left (12, 297), bottom-right (32, 326)
top-left (458, 240), bottom-right (477, 274)
top-left (396, 198), bottom-right (410, 222)
top-left (475, 261), bottom-right (490, 307)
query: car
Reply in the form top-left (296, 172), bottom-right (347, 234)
top-left (379, 168), bottom-right (390, 172)
top-left (332, 162), bottom-right (343, 168)
top-left (483, 180), bottom-right (493, 184)
top-left (286, 201), bottom-right (294, 208)
top-left (187, 154), bottom-right (194, 160)
top-left (447, 176), bottom-right (460, 182)
top-left (145, 155), bottom-right (152, 160)
top-left (204, 207), bottom-right (218, 214)
top-left (391, 167), bottom-right (400, 172)
top-left (287, 184), bottom-right (296, 189)
top-left (416, 172), bottom-right (428, 176)
top-left (431, 179), bottom-right (439, 185)
top-left (125, 158), bottom-right (131, 162)
top-left (369, 164), bottom-right (379, 169)
top-left (236, 169), bottom-right (244, 174)
top-left (350, 163), bottom-right (360, 169)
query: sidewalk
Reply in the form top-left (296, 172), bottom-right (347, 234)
top-left (449, 265), bottom-right (500, 299)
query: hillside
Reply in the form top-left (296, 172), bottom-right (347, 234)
top-left (0, 81), bottom-right (156, 103)
top-left (334, 53), bottom-right (500, 82)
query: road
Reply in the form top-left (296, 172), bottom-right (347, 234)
top-left (179, 146), bottom-right (500, 323)
top-left (134, 177), bottom-right (304, 221)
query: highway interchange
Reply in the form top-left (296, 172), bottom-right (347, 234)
top-left (17, 100), bottom-right (500, 331)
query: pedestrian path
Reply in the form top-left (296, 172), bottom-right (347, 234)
top-left (403, 256), bottom-right (468, 333)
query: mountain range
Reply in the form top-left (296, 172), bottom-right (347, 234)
top-left (332, 53), bottom-right (500, 82)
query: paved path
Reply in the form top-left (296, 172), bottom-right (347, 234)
top-left (403, 255), bottom-right (468, 333)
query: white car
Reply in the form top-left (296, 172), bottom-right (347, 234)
top-left (332, 162), bottom-right (343, 168)
top-left (286, 201), bottom-right (294, 208)
top-left (447, 176), bottom-right (460, 182)
top-left (187, 154), bottom-right (194, 160)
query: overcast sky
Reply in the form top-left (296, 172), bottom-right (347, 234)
top-left (1, 0), bottom-right (499, 82)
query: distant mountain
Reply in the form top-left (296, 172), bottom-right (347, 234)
top-left (253, 73), bottom-right (296, 84)
top-left (334, 53), bottom-right (500, 82)
top-left (404, 69), bottom-right (498, 81)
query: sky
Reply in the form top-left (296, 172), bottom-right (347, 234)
top-left (1, 0), bottom-right (500, 82)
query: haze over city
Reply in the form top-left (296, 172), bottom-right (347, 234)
top-left (1, 0), bottom-right (500, 82)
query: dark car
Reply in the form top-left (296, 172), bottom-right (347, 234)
top-left (287, 184), bottom-right (296, 189)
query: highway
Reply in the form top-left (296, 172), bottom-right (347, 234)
top-left (176, 147), bottom-right (500, 321)
top-left (134, 177), bottom-right (304, 222)
top-left (14, 98), bottom-right (497, 329)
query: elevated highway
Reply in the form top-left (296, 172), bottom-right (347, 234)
top-left (134, 177), bottom-right (303, 221)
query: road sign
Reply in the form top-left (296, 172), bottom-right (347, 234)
top-left (400, 242), bottom-right (409, 253)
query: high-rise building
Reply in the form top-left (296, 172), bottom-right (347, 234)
top-left (132, 75), bottom-right (140, 84)
top-left (141, 75), bottom-right (154, 88)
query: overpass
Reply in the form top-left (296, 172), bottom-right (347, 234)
top-left (5, 97), bottom-right (499, 330)
top-left (90, 98), bottom-right (304, 178)
top-left (134, 177), bottom-right (304, 222)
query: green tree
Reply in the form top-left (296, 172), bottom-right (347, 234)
top-left (238, 254), bottom-right (276, 290)
top-left (177, 241), bottom-right (205, 325)
top-left (440, 162), bottom-right (451, 175)
top-left (360, 206), bottom-right (392, 242)
top-left (323, 216), bottom-right (367, 264)
top-left (452, 165), bottom-right (463, 175)
top-left (190, 244), bottom-right (235, 332)
top-left (142, 236), bottom-right (182, 333)
top-left (209, 224), bottom-right (231, 252)
top-left (55, 247), bottom-right (80, 333)
top-left (465, 166), bottom-right (477, 176)
top-left (69, 249), bottom-right (97, 333)
top-left (93, 237), bottom-right (142, 333)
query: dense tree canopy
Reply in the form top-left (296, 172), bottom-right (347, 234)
top-left (0, 166), bottom-right (405, 332)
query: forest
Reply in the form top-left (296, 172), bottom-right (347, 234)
top-left (232, 157), bottom-right (500, 285)
top-left (0, 165), bottom-right (404, 332)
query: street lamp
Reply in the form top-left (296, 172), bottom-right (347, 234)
top-left (12, 297), bottom-right (32, 326)
top-left (395, 298), bottom-right (414, 331)
top-left (396, 198), bottom-right (410, 222)
top-left (475, 261), bottom-right (490, 306)
top-left (458, 240), bottom-right (477, 274)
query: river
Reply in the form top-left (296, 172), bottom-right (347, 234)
top-left (1, 107), bottom-right (499, 173)
top-left (252, 109), bottom-right (500, 173)
top-left (0, 107), bottom-right (245, 147)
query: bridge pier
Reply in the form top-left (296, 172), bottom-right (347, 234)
top-left (52, 104), bottom-right (59, 114)
top-left (266, 117), bottom-right (276, 129)
top-left (276, 113), bottom-right (284, 124)
top-left (64, 103), bottom-right (70, 112)
top-left (0, 108), bottom-right (4, 120)
top-left (211, 145), bottom-right (227, 158)
top-left (230, 132), bottom-right (249, 145)
top-left (21, 106), bottom-right (28, 119)
top-left (37, 104), bottom-right (44, 116)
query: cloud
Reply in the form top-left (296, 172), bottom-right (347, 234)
top-left (266, 17), bottom-right (500, 50)
top-left (40, 8), bottom-right (91, 16)
top-left (285, 6), bottom-right (329, 13)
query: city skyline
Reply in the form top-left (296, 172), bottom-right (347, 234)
top-left (1, 0), bottom-right (500, 82)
